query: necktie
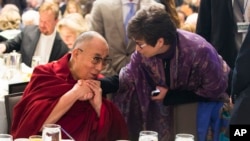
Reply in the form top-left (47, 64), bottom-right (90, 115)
top-left (124, 2), bottom-right (135, 44)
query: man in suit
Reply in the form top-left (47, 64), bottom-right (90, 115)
top-left (0, 2), bottom-right (68, 67)
top-left (196, 0), bottom-right (237, 70)
top-left (230, 27), bottom-right (250, 126)
top-left (90, 0), bottom-right (162, 76)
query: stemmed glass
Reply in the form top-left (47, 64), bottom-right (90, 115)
top-left (138, 131), bottom-right (158, 141)
top-left (175, 133), bottom-right (194, 141)
top-left (0, 134), bottom-right (13, 141)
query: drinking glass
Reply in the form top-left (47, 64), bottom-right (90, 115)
top-left (29, 135), bottom-right (42, 141)
top-left (138, 131), bottom-right (158, 141)
top-left (31, 56), bottom-right (41, 68)
top-left (42, 124), bottom-right (61, 141)
top-left (175, 133), bottom-right (194, 141)
top-left (0, 134), bottom-right (13, 141)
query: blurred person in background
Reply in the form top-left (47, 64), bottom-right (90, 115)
top-left (82, 0), bottom-right (94, 24)
top-left (21, 9), bottom-right (39, 27)
top-left (25, 0), bottom-right (43, 11)
top-left (176, 9), bottom-right (186, 28)
top-left (177, 0), bottom-right (199, 18)
top-left (57, 13), bottom-right (89, 50)
top-left (0, 2), bottom-right (68, 67)
top-left (0, 3), bottom-right (19, 13)
top-left (196, 0), bottom-right (236, 70)
top-left (0, 4), bottom-right (21, 41)
top-left (52, 0), bottom-right (67, 15)
top-left (1, 0), bottom-right (27, 14)
top-left (159, 0), bottom-right (181, 28)
top-left (63, 0), bottom-right (83, 17)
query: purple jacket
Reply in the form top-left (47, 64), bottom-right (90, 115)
top-left (113, 29), bottom-right (230, 140)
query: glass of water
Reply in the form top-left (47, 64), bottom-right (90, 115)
top-left (175, 133), bottom-right (194, 141)
top-left (0, 134), bottom-right (13, 141)
top-left (138, 131), bottom-right (158, 141)
top-left (42, 124), bottom-right (61, 141)
top-left (31, 56), bottom-right (41, 69)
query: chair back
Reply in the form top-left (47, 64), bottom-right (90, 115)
top-left (4, 92), bottom-right (23, 133)
top-left (8, 82), bottom-right (28, 94)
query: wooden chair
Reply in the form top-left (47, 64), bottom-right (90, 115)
top-left (8, 82), bottom-right (28, 94)
top-left (4, 92), bottom-right (23, 133)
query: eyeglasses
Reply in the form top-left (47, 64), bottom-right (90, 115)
top-left (77, 48), bottom-right (112, 66)
top-left (133, 39), bottom-right (147, 49)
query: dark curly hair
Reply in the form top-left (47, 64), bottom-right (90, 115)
top-left (127, 5), bottom-right (177, 47)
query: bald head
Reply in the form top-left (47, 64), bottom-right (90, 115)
top-left (72, 31), bottom-right (108, 50)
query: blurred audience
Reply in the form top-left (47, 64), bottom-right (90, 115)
top-left (0, 2), bottom-right (68, 67)
top-left (185, 11), bottom-right (198, 28)
top-left (63, 0), bottom-right (83, 17)
top-left (159, 0), bottom-right (181, 28)
top-left (82, 0), bottom-right (94, 24)
top-left (177, 0), bottom-right (199, 17)
top-left (0, 3), bottom-right (19, 13)
top-left (0, 4), bottom-right (21, 41)
top-left (25, 0), bottom-right (43, 11)
top-left (180, 23), bottom-right (195, 32)
top-left (177, 9), bottom-right (186, 27)
top-left (1, 0), bottom-right (27, 14)
top-left (52, 0), bottom-right (67, 15)
top-left (21, 9), bottom-right (39, 27)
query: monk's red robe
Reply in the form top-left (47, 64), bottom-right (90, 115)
top-left (11, 53), bottom-right (128, 141)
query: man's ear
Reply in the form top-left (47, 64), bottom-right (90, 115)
top-left (72, 48), bottom-right (79, 58)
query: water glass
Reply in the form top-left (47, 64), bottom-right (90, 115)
top-left (175, 133), bottom-right (194, 141)
top-left (138, 131), bottom-right (158, 141)
top-left (0, 134), bottom-right (13, 141)
top-left (42, 124), bottom-right (61, 141)
top-left (31, 56), bottom-right (41, 68)
top-left (9, 50), bottom-right (21, 70)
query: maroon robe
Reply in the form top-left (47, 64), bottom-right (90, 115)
top-left (11, 53), bottom-right (128, 141)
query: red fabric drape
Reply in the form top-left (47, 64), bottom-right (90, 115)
top-left (11, 54), bottom-right (128, 141)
